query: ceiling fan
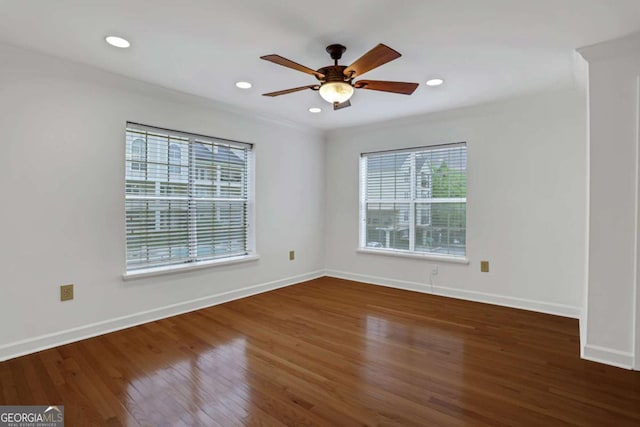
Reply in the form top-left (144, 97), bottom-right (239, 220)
top-left (260, 43), bottom-right (419, 110)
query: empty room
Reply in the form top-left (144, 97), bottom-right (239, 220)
top-left (1, 1), bottom-right (640, 425)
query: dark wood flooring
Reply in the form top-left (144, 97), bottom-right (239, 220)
top-left (1, 277), bottom-right (640, 426)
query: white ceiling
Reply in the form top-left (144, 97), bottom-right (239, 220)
top-left (1, 0), bottom-right (640, 130)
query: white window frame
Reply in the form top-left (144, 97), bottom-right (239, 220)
top-left (123, 123), bottom-right (257, 279)
top-left (359, 143), bottom-right (468, 264)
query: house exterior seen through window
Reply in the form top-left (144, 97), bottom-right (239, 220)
top-left (131, 138), bottom-right (147, 172)
top-left (125, 123), bottom-right (253, 272)
top-left (359, 143), bottom-right (467, 258)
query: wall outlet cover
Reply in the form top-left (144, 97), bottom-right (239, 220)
top-left (60, 284), bottom-right (74, 301)
top-left (481, 261), bottom-right (489, 273)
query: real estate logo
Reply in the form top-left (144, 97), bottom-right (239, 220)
top-left (0, 406), bottom-right (64, 427)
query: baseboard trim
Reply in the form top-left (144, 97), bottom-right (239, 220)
top-left (583, 344), bottom-right (635, 370)
top-left (0, 270), bottom-right (324, 362)
top-left (579, 315), bottom-right (587, 359)
top-left (325, 270), bottom-right (582, 319)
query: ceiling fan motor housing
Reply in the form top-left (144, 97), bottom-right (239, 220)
top-left (317, 44), bottom-right (351, 84)
top-left (316, 65), bottom-right (350, 83)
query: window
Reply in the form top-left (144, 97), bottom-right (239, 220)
top-left (131, 138), bottom-right (147, 172)
top-left (360, 143), bottom-right (466, 258)
top-left (168, 143), bottom-right (181, 174)
top-left (125, 123), bottom-right (253, 273)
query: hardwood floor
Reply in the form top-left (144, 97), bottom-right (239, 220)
top-left (1, 277), bottom-right (640, 426)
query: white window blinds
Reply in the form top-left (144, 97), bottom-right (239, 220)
top-left (125, 123), bottom-right (253, 271)
top-left (360, 143), bottom-right (467, 258)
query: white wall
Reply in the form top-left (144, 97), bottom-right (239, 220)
top-left (324, 87), bottom-right (587, 317)
top-left (0, 43), bottom-right (325, 360)
top-left (579, 32), bottom-right (640, 370)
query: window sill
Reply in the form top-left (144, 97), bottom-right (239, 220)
top-left (122, 254), bottom-right (260, 281)
top-left (357, 248), bottom-right (469, 264)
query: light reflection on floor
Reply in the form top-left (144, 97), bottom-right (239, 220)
top-left (126, 336), bottom-right (248, 425)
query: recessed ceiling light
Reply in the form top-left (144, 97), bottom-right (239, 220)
top-left (235, 81), bottom-right (252, 89)
top-left (308, 107), bottom-right (322, 113)
top-left (105, 36), bottom-right (130, 48)
top-left (426, 78), bottom-right (444, 87)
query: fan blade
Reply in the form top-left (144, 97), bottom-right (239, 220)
top-left (354, 80), bottom-right (419, 95)
top-left (343, 44), bottom-right (401, 78)
top-left (333, 100), bottom-right (351, 110)
top-left (262, 85), bottom-right (319, 97)
top-left (260, 54), bottom-right (325, 79)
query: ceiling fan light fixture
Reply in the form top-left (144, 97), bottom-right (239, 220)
top-left (319, 81), bottom-right (354, 104)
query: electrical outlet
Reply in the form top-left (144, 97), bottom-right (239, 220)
top-left (432, 265), bottom-right (438, 275)
top-left (289, 250), bottom-right (295, 261)
top-left (60, 284), bottom-right (74, 301)
top-left (481, 261), bottom-right (489, 273)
